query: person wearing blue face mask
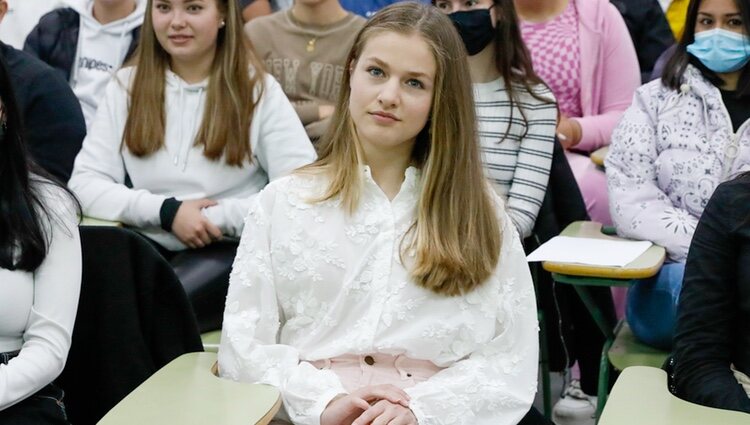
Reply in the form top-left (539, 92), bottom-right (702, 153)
top-left (607, 0), bottom-right (750, 367)
top-left (687, 23), bottom-right (750, 72)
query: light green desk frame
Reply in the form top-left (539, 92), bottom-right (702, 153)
top-left (542, 221), bottom-right (667, 421)
top-left (98, 352), bottom-right (281, 425)
top-left (600, 366), bottom-right (750, 425)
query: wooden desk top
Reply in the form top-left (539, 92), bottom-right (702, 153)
top-left (591, 146), bottom-right (609, 167)
top-left (81, 216), bottom-right (123, 227)
top-left (98, 352), bottom-right (281, 425)
top-left (542, 221), bottom-right (666, 280)
top-left (600, 366), bottom-right (750, 425)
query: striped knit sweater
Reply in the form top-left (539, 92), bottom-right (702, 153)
top-left (474, 78), bottom-right (557, 239)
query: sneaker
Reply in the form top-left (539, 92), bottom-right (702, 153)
top-left (552, 380), bottom-right (597, 425)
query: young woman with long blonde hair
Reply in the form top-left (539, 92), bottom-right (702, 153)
top-left (68, 0), bottom-right (316, 332)
top-left (218, 3), bottom-right (538, 425)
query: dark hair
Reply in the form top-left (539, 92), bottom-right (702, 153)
top-left (662, 0), bottom-right (750, 96)
top-left (0, 52), bottom-right (79, 271)
top-left (432, 1), bottom-right (557, 138)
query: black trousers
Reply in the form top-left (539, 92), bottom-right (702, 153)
top-left (537, 272), bottom-right (617, 395)
top-left (0, 382), bottom-right (69, 425)
top-left (151, 239), bottom-right (239, 333)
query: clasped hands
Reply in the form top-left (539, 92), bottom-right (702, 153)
top-left (321, 384), bottom-right (418, 425)
top-left (172, 198), bottom-right (222, 249)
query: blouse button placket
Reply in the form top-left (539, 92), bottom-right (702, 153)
top-left (368, 200), bottom-right (397, 344)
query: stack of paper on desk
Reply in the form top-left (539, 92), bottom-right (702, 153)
top-left (526, 236), bottom-right (652, 267)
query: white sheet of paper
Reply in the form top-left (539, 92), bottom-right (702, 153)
top-left (526, 236), bottom-right (653, 267)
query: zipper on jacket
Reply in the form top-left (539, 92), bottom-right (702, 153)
top-left (717, 95), bottom-right (749, 180)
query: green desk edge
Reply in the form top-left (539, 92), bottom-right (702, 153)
top-left (98, 352), bottom-right (281, 425)
top-left (599, 366), bottom-right (750, 425)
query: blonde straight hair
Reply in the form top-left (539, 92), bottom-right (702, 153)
top-left (123, 0), bottom-right (264, 166)
top-left (302, 3), bottom-right (502, 296)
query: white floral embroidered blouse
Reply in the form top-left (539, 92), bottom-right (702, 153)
top-left (217, 167), bottom-right (539, 425)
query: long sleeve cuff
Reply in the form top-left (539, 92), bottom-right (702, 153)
top-left (159, 197), bottom-right (183, 232)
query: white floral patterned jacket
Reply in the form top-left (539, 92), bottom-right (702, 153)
top-left (217, 168), bottom-right (539, 425)
top-left (606, 65), bottom-right (750, 261)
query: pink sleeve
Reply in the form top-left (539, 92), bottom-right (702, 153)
top-left (574, 5), bottom-right (640, 152)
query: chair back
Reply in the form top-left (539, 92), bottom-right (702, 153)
top-left (57, 226), bottom-right (203, 424)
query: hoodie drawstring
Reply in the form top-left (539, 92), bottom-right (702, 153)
top-left (173, 83), bottom-right (205, 172)
top-left (182, 88), bottom-right (204, 171)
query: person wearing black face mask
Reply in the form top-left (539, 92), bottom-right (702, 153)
top-left (435, 0), bottom-right (558, 249)
top-left (447, 6), bottom-right (495, 55)
top-left (436, 2), bottom-right (626, 425)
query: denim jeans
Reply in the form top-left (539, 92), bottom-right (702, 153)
top-left (626, 262), bottom-right (686, 350)
top-left (0, 350), bottom-right (70, 425)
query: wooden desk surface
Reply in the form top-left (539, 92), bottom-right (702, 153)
top-left (591, 146), bottom-right (609, 167)
top-left (98, 352), bottom-right (281, 425)
top-left (542, 221), bottom-right (666, 279)
top-left (81, 216), bottom-right (123, 227)
top-left (599, 366), bottom-right (750, 425)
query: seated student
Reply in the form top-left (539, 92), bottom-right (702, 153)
top-left (674, 173), bottom-right (750, 413)
top-left (68, 0), bottom-right (316, 333)
top-left (434, 0), bottom-right (556, 239)
top-left (436, 6), bottom-right (614, 425)
top-left (611, 0), bottom-right (675, 83)
top-left (0, 1), bottom-right (86, 183)
top-left (607, 0), bottom-right (750, 350)
top-left (218, 3), bottom-right (539, 425)
top-left (672, 172), bottom-right (750, 414)
top-left (24, 0), bottom-right (145, 128)
top-left (515, 0), bottom-right (641, 226)
top-left (0, 0), bottom-right (64, 48)
top-left (245, 0), bottom-right (365, 141)
top-left (0, 54), bottom-right (82, 423)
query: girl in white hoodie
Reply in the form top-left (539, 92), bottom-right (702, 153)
top-left (68, 0), bottom-right (316, 332)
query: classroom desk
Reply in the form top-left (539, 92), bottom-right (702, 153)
top-left (591, 146), bottom-right (609, 167)
top-left (541, 221), bottom-right (667, 420)
top-left (98, 352), bottom-right (281, 425)
top-left (81, 216), bottom-right (123, 227)
top-left (599, 366), bottom-right (750, 425)
top-left (543, 221), bottom-right (666, 280)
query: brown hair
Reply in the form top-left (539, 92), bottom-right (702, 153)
top-left (301, 2), bottom-right (502, 296)
top-left (662, 0), bottom-right (750, 97)
top-left (122, 0), bottom-right (264, 165)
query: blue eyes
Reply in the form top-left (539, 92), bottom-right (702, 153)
top-left (365, 66), bottom-right (425, 89)
top-left (367, 67), bottom-right (384, 77)
top-left (406, 79), bottom-right (424, 89)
